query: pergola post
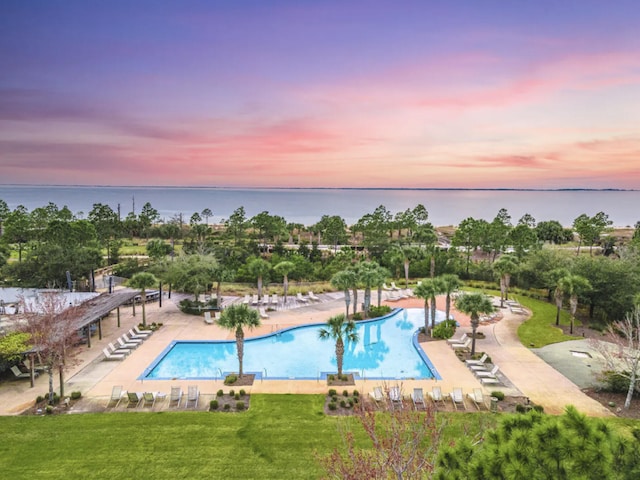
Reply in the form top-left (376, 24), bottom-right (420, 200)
top-left (132, 297), bottom-right (136, 317)
top-left (98, 318), bottom-right (102, 340)
top-left (117, 307), bottom-right (121, 327)
top-left (29, 352), bottom-right (36, 388)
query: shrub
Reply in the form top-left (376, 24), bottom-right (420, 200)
top-left (340, 374), bottom-right (348, 381)
top-left (328, 374), bottom-right (335, 381)
top-left (533, 405), bottom-right (544, 413)
top-left (331, 395), bottom-right (338, 402)
top-left (224, 375), bottom-right (237, 385)
top-left (328, 402), bottom-right (337, 411)
top-left (353, 390), bottom-right (359, 396)
top-left (352, 313), bottom-right (363, 321)
top-left (339, 400), bottom-right (347, 408)
top-left (224, 404), bottom-right (231, 410)
top-left (70, 391), bottom-right (82, 400)
top-left (239, 389), bottom-right (246, 396)
top-left (368, 305), bottom-right (392, 318)
top-left (236, 401), bottom-right (245, 411)
top-left (209, 400), bottom-right (219, 410)
top-left (491, 391), bottom-right (505, 401)
top-left (600, 370), bottom-right (632, 394)
top-left (328, 389), bottom-right (337, 396)
top-left (36, 395), bottom-right (44, 404)
top-left (353, 397), bottom-right (359, 404)
top-left (234, 393), bottom-right (240, 400)
top-left (343, 390), bottom-right (349, 397)
top-left (45, 405), bottom-right (53, 414)
top-left (229, 389), bottom-right (235, 397)
top-left (347, 399), bottom-right (354, 407)
top-left (217, 389), bottom-right (224, 397)
top-left (432, 319), bottom-right (458, 339)
top-left (515, 404), bottom-right (526, 413)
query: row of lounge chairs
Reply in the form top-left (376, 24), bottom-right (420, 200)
top-left (465, 354), bottom-right (502, 385)
top-left (386, 289), bottom-right (413, 301)
top-left (368, 385), bottom-right (492, 411)
top-left (102, 326), bottom-right (152, 361)
top-left (107, 385), bottom-right (199, 409)
top-left (240, 292), bottom-right (322, 307)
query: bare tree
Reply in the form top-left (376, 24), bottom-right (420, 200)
top-left (19, 292), bottom-right (83, 403)
top-left (592, 306), bottom-right (640, 410)
top-left (318, 384), bottom-right (443, 479)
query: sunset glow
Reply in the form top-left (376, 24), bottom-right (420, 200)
top-left (1, 1), bottom-right (639, 188)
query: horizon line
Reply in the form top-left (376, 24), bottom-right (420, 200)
top-left (0, 183), bottom-right (637, 192)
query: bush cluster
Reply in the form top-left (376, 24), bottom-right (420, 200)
top-left (491, 391), bottom-right (505, 401)
top-left (432, 319), bottom-right (457, 339)
top-left (178, 298), bottom-right (219, 315)
top-left (224, 375), bottom-right (238, 385)
top-left (368, 305), bottom-right (392, 318)
top-left (70, 391), bottom-right (82, 400)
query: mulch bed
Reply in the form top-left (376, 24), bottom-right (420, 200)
top-left (323, 388), bottom-right (362, 415)
top-left (582, 388), bottom-right (640, 419)
top-left (210, 390), bottom-right (251, 412)
top-left (224, 373), bottom-right (255, 387)
top-left (327, 373), bottom-right (355, 386)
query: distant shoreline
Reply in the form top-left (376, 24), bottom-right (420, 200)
top-left (0, 184), bottom-right (636, 192)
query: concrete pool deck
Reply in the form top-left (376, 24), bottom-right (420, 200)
top-left (0, 292), bottom-right (612, 416)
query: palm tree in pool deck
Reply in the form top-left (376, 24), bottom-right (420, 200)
top-left (331, 269), bottom-right (357, 319)
top-left (318, 314), bottom-right (359, 377)
top-left (128, 272), bottom-right (158, 327)
top-left (217, 304), bottom-right (261, 377)
top-left (493, 255), bottom-right (519, 308)
top-left (247, 257), bottom-right (271, 299)
top-left (439, 273), bottom-right (461, 321)
top-left (359, 261), bottom-right (382, 316)
top-left (415, 278), bottom-right (444, 335)
top-left (455, 292), bottom-right (494, 356)
top-left (558, 273), bottom-right (591, 335)
top-left (274, 260), bottom-right (295, 304)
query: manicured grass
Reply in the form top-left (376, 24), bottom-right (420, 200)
top-left (515, 295), bottom-right (577, 348)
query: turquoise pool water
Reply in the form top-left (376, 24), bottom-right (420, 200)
top-left (141, 308), bottom-right (444, 380)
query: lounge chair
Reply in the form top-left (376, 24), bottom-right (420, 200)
top-left (242, 295), bottom-right (250, 305)
top-left (386, 292), bottom-right (401, 302)
top-left (308, 291), bottom-right (320, 301)
top-left (259, 307), bottom-right (269, 319)
top-left (142, 392), bottom-right (156, 408)
top-left (204, 311), bottom-right (214, 324)
top-left (169, 386), bottom-right (183, 407)
top-left (412, 388), bottom-right (426, 410)
top-left (296, 292), bottom-right (309, 303)
top-left (450, 338), bottom-right (471, 350)
top-left (475, 365), bottom-right (500, 378)
top-left (23, 357), bottom-right (47, 372)
top-left (11, 365), bottom-right (35, 379)
top-left (107, 385), bottom-right (125, 409)
top-left (389, 386), bottom-right (402, 409)
top-left (107, 342), bottom-right (131, 356)
top-left (128, 328), bottom-right (148, 340)
top-left (251, 294), bottom-right (259, 305)
top-left (383, 283), bottom-right (392, 291)
top-left (116, 337), bottom-right (138, 350)
top-left (369, 386), bottom-right (384, 403)
top-left (450, 388), bottom-right (467, 410)
top-left (184, 385), bottom-right (199, 408)
top-left (262, 295), bottom-right (270, 305)
top-left (134, 325), bottom-right (153, 336)
top-left (390, 282), bottom-right (400, 291)
top-left (126, 391), bottom-right (142, 408)
top-left (102, 347), bottom-right (126, 361)
top-left (448, 333), bottom-right (468, 345)
top-left (122, 333), bottom-right (143, 345)
top-left (428, 386), bottom-right (445, 406)
top-left (465, 353), bottom-right (488, 366)
top-left (271, 294), bottom-right (279, 306)
top-left (467, 388), bottom-right (488, 410)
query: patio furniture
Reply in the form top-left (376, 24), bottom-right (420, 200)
top-left (428, 386), bottom-right (445, 406)
top-left (412, 388), bottom-right (426, 410)
top-left (467, 388), bottom-right (489, 410)
top-left (450, 388), bottom-right (467, 410)
top-left (184, 385), bottom-right (199, 408)
top-left (106, 385), bottom-right (125, 409)
top-left (169, 386), bottom-right (183, 408)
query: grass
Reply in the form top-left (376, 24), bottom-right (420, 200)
top-left (514, 295), bottom-right (578, 348)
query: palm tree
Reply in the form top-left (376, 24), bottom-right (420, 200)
top-left (247, 257), bottom-right (271, 299)
top-left (358, 261), bottom-right (381, 316)
top-left (274, 261), bottom-right (295, 303)
top-left (374, 266), bottom-right (391, 307)
top-left (558, 274), bottom-right (591, 334)
top-left (492, 255), bottom-right (519, 308)
top-left (128, 272), bottom-right (158, 326)
top-left (318, 314), bottom-right (359, 376)
top-left (331, 270), bottom-right (357, 318)
top-left (439, 273), bottom-right (461, 320)
top-left (455, 293), bottom-right (494, 356)
top-left (217, 304), bottom-right (261, 377)
top-left (390, 245), bottom-right (423, 288)
top-left (415, 278), bottom-right (444, 334)
top-left (547, 268), bottom-right (570, 326)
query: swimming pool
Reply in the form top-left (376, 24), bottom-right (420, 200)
top-left (141, 308), bottom-right (444, 380)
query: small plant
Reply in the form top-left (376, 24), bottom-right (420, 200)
top-left (70, 391), bottom-right (82, 400)
top-left (224, 374), bottom-right (238, 385)
top-left (353, 390), bottom-right (359, 396)
top-left (328, 389), bottom-right (337, 396)
top-left (229, 389), bottom-right (235, 397)
top-left (224, 404), bottom-right (231, 410)
top-left (352, 313), bottom-right (363, 321)
top-left (340, 374), bottom-right (348, 381)
top-left (239, 389), bottom-right (246, 396)
top-left (328, 402), bottom-right (337, 411)
top-left (217, 389), bottom-right (224, 397)
top-left (533, 405), bottom-right (544, 413)
top-left (236, 401), bottom-right (245, 411)
top-left (45, 405), bottom-right (53, 414)
top-left (343, 390), bottom-right (349, 397)
top-left (36, 395), bottom-right (44, 404)
top-left (432, 319), bottom-right (457, 339)
top-left (353, 396), bottom-right (359, 404)
top-left (234, 393), bottom-right (240, 400)
top-left (328, 374), bottom-right (335, 381)
top-left (347, 399), bottom-right (354, 407)
top-left (210, 400), bottom-right (219, 410)
top-left (340, 400), bottom-right (347, 408)
top-left (491, 391), bottom-right (505, 401)
top-left (331, 395), bottom-right (338, 402)
top-left (515, 404), bottom-right (526, 413)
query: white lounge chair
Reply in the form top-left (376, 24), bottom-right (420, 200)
top-left (465, 353), bottom-right (488, 365)
top-left (262, 295), bottom-right (270, 305)
top-left (475, 365), bottom-right (500, 378)
top-left (480, 377), bottom-right (501, 386)
top-left (11, 365), bottom-right (34, 379)
top-left (450, 388), bottom-right (467, 410)
top-left (122, 333), bottom-right (143, 345)
top-left (428, 386), bottom-right (445, 406)
top-left (390, 282), bottom-right (400, 291)
top-left (386, 292), bottom-right (401, 302)
top-left (389, 386), bottom-right (402, 409)
top-left (271, 294), bottom-right (279, 305)
top-left (102, 347), bottom-right (126, 361)
top-left (204, 311), bottom-right (214, 324)
top-left (450, 338), bottom-right (471, 350)
top-left (107, 385), bottom-right (125, 409)
top-left (126, 391), bottom-right (143, 408)
top-left (128, 328), bottom-right (148, 340)
top-left (169, 386), bottom-right (182, 407)
top-left (185, 385), bottom-right (199, 408)
top-left (296, 292), bottom-right (309, 303)
top-left (467, 388), bottom-right (488, 410)
top-left (251, 294), bottom-right (259, 305)
top-left (369, 386), bottom-right (384, 403)
top-left (308, 291), bottom-right (320, 301)
top-left (383, 283), bottom-right (392, 291)
top-left (242, 295), bottom-right (250, 305)
top-left (448, 333), bottom-right (468, 345)
top-left (142, 392), bottom-right (156, 408)
top-left (412, 388), bottom-right (426, 410)
top-left (117, 337), bottom-right (138, 350)
top-left (107, 342), bottom-right (131, 356)
top-left (259, 307), bottom-right (269, 319)
top-left (134, 325), bottom-right (152, 336)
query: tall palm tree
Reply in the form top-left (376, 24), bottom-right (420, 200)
top-left (217, 304), bottom-right (261, 377)
top-left (390, 245), bottom-right (423, 288)
top-left (128, 272), bottom-right (158, 327)
top-left (358, 261), bottom-right (381, 316)
top-left (331, 269), bottom-right (357, 318)
top-left (247, 258), bottom-right (271, 299)
top-left (318, 314), bottom-right (359, 376)
top-left (547, 268), bottom-right (570, 326)
top-left (558, 274), bottom-right (591, 334)
top-left (455, 293), bottom-right (494, 356)
top-left (492, 255), bottom-right (519, 308)
top-left (439, 273), bottom-right (461, 320)
top-left (274, 261), bottom-right (295, 303)
top-left (374, 266), bottom-right (391, 307)
top-left (415, 278), bottom-right (444, 334)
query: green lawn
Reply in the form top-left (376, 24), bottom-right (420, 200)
top-left (514, 295), bottom-right (578, 348)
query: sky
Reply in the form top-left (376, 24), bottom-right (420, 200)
top-left (1, 0), bottom-right (639, 189)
